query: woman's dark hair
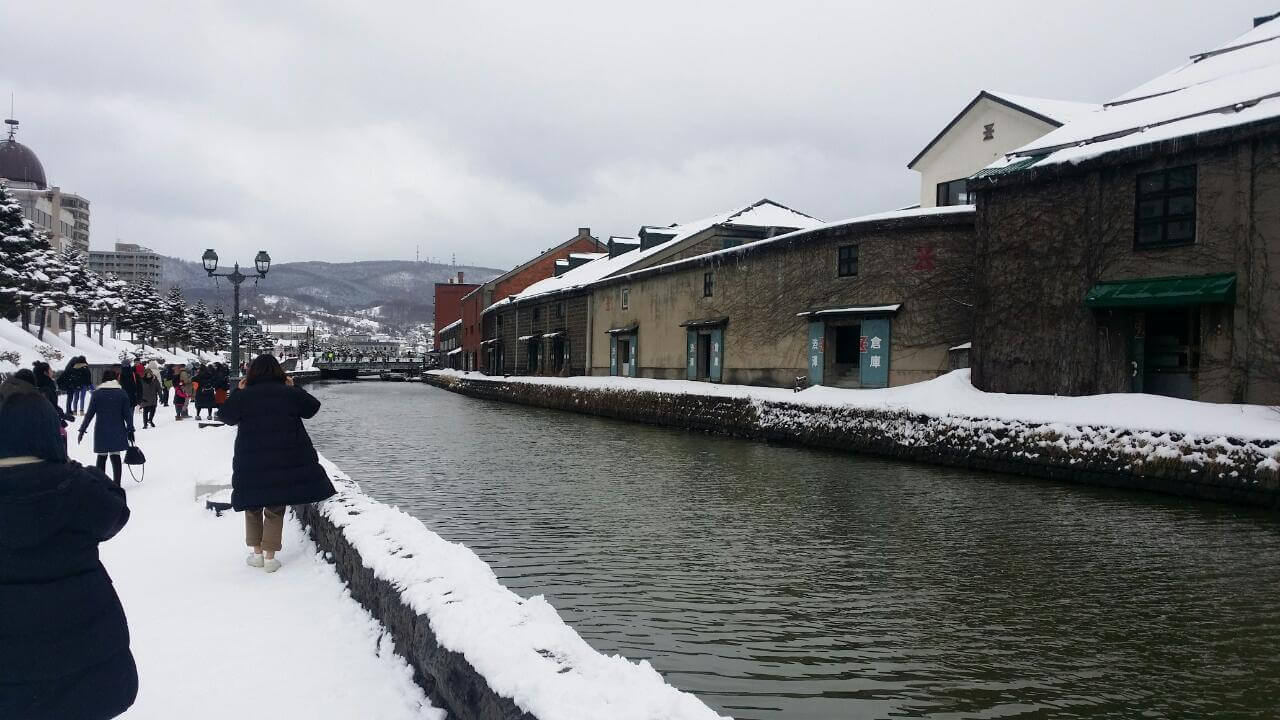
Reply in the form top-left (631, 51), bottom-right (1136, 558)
top-left (245, 354), bottom-right (286, 386)
top-left (0, 392), bottom-right (67, 462)
top-left (100, 367), bottom-right (120, 382)
top-left (32, 360), bottom-right (50, 377)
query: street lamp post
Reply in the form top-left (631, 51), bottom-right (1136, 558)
top-left (202, 249), bottom-right (271, 381)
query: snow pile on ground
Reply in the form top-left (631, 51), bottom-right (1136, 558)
top-left (430, 368), bottom-right (1280, 441)
top-left (0, 318), bottom-right (118, 370)
top-left (84, 326), bottom-right (201, 365)
top-left (316, 466), bottom-right (728, 720)
top-left (67, 416), bottom-right (441, 720)
top-left (0, 319), bottom-right (216, 373)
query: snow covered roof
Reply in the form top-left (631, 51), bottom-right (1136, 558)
top-left (985, 91), bottom-right (1100, 124)
top-left (613, 204), bottom-right (974, 283)
top-left (983, 16), bottom-right (1280, 173)
top-left (490, 200), bottom-right (821, 310)
top-left (909, 90), bottom-right (1100, 168)
top-left (438, 319), bottom-right (462, 335)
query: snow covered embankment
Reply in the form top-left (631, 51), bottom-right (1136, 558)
top-left (297, 464), bottom-right (727, 720)
top-left (426, 370), bottom-right (1280, 508)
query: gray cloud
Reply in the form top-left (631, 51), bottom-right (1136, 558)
top-left (2, 0), bottom-right (1273, 268)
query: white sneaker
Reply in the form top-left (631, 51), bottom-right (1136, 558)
top-left (246, 552), bottom-right (265, 568)
top-left (263, 557), bottom-right (282, 573)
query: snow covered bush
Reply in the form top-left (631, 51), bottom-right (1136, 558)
top-left (34, 343), bottom-right (63, 363)
top-left (0, 349), bottom-right (20, 366)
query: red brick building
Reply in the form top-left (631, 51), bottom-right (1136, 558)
top-left (458, 228), bottom-right (604, 371)
top-left (433, 271), bottom-right (480, 351)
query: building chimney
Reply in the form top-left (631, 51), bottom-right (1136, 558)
top-left (578, 227), bottom-right (590, 237)
top-left (457, 271), bottom-right (464, 284)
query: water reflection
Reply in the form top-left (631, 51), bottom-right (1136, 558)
top-left (306, 380), bottom-right (1280, 719)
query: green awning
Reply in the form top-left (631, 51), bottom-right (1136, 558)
top-left (970, 155), bottom-right (1044, 179)
top-left (1085, 273), bottom-right (1236, 309)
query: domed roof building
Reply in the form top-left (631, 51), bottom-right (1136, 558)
top-left (0, 119), bottom-right (47, 189)
top-left (1, 118), bottom-right (89, 255)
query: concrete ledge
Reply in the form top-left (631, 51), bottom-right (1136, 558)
top-left (424, 373), bottom-right (1280, 510)
top-left (295, 501), bottom-right (536, 720)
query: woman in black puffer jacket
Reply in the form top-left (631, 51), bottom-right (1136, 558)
top-left (0, 382), bottom-right (138, 720)
top-left (217, 354), bottom-right (335, 573)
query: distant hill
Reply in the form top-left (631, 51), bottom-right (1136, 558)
top-left (161, 257), bottom-right (501, 332)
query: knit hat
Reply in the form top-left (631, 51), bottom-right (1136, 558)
top-left (0, 390), bottom-right (67, 462)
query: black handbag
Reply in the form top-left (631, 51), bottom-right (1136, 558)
top-left (124, 443), bottom-right (146, 483)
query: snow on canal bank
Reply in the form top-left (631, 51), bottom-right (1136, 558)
top-left (71, 400), bottom-right (727, 720)
top-left (68, 416), bottom-right (441, 720)
top-left (428, 369), bottom-right (1280, 442)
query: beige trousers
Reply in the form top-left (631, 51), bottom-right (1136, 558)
top-left (244, 506), bottom-right (286, 552)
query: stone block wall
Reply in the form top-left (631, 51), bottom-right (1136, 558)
top-left (425, 373), bottom-right (1280, 510)
top-left (294, 501), bottom-right (537, 720)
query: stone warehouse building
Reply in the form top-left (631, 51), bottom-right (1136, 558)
top-left (971, 14), bottom-right (1280, 404)
top-left (459, 228), bottom-right (604, 372)
top-left (588, 207), bottom-right (975, 387)
top-left (484, 200), bottom-right (822, 376)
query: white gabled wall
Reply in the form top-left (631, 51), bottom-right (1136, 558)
top-left (914, 98), bottom-right (1058, 207)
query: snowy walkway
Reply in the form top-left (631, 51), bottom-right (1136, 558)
top-left (67, 410), bottom-right (441, 720)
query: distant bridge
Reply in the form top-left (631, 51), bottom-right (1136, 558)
top-left (313, 360), bottom-right (432, 380)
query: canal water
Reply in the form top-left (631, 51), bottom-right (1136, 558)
top-left (304, 380), bottom-right (1280, 719)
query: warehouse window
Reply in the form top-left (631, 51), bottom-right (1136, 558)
top-left (838, 244), bottom-right (859, 278)
top-left (1135, 165), bottom-right (1196, 248)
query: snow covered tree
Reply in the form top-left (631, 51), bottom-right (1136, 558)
top-left (186, 300), bottom-right (214, 352)
top-left (91, 274), bottom-right (128, 345)
top-left (0, 181), bottom-right (54, 331)
top-left (56, 246), bottom-right (96, 346)
top-left (162, 287), bottom-right (191, 352)
top-left (120, 280), bottom-right (166, 349)
top-left (210, 309), bottom-right (229, 354)
top-left (30, 247), bottom-right (79, 341)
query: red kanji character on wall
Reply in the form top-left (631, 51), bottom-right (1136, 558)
top-left (913, 243), bottom-right (936, 272)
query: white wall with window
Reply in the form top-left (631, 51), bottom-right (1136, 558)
top-left (909, 91), bottom-right (1099, 208)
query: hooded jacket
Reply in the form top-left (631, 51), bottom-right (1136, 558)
top-left (0, 460), bottom-right (132, 684)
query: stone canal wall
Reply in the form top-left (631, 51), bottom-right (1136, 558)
top-left (295, 500), bottom-right (535, 720)
top-left (423, 372), bottom-right (1280, 509)
top-left (294, 463), bottom-right (727, 720)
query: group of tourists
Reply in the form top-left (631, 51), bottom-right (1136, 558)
top-left (0, 353), bottom-right (336, 718)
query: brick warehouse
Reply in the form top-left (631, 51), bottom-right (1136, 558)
top-left (459, 228), bottom-right (603, 372)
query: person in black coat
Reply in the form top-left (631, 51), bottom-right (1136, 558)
top-left (117, 363), bottom-right (139, 408)
top-left (58, 356), bottom-right (93, 415)
top-left (0, 387), bottom-right (138, 720)
top-left (217, 354), bottom-right (335, 573)
top-left (78, 368), bottom-right (136, 487)
top-left (193, 366), bottom-right (218, 420)
top-left (33, 361), bottom-right (76, 442)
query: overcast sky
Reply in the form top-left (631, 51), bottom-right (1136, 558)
top-left (1, 1), bottom-right (1273, 269)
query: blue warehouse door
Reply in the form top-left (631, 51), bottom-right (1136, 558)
top-left (609, 335), bottom-right (618, 376)
top-left (709, 327), bottom-right (723, 383)
top-left (859, 317), bottom-right (891, 388)
top-left (807, 321), bottom-right (825, 385)
top-left (628, 335), bottom-right (638, 377)
top-left (686, 330), bottom-right (697, 380)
